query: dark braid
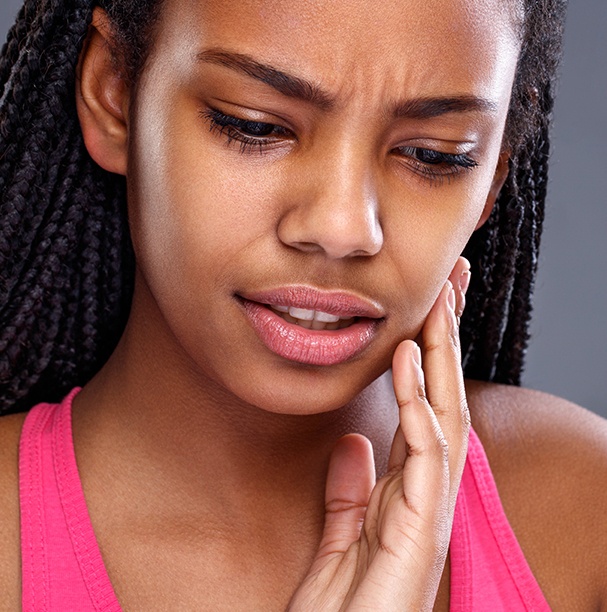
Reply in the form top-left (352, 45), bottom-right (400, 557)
top-left (0, 0), bottom-right (134, 413)
top-left (0, 0), bottom-right (567, 414)
top-left (460, 0), bottom-right (564, 384)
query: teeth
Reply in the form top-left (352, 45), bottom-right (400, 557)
top-left (311, 319), bottom-right (327, 330)
top-left (289, 307), bottom-right (315, 321)
top-left (269, 304), bottom-right (356, 330)
top-left (309, 319), bottom-right (344, 331)
top-left (314, 311), bottom-right (340, 323)
top-left (275, 305), bottom-right (344, 323)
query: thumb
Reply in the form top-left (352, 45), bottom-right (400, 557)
top-left (308, 434), bottom-right (376, 575)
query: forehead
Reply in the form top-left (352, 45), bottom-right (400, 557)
top-left (154, 0), bottom-right (521, 104)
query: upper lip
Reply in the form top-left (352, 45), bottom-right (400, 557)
top-left (238, 286), bottom-right (386, 319)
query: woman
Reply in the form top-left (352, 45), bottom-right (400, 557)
top-left (0, 0), bottom-right (606, 609)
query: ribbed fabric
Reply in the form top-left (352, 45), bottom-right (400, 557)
top-left (19, 390), bottom-right (551, 610)
top-left (19, 388), bottom-right (121, 611)
top-left (450, 428), bottom-right (551, 610)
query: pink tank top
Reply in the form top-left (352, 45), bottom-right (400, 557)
top-left (19, 389), bottom-right (551, 611)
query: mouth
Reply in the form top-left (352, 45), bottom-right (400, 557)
top-left (236, 287), bottom-right (385, 366)
top-left (267, 304), bottom-right (358, 331)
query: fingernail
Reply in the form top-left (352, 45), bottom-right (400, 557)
top-left (412, 344), bottom-right (422, 366)
top-left (447, 281), bottom-right (456, 312)
top-left (459, 269), bottom-right (471, 296)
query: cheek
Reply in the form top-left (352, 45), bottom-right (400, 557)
top-left (126, 107), bottom-right (286, 305)
top-left (382, 177), bottom-right (489, 326)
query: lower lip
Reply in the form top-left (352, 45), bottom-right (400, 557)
top-left (240, 299), bottom-right (381, 366)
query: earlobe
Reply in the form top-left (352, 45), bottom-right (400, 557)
top-left (474, 151), bottom-right (510, 230)
top-left (76, 8), bottom-right (129, 176)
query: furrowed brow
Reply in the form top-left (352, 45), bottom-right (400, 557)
top-left (197, 49), bottom-right (335, 111)
top-left (391, 96), bottom-right (499, 119)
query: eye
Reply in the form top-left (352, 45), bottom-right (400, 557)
top-left (201, 108), bottom-right (293, 154)
top-left (394, 145), bottom-right (479, 184)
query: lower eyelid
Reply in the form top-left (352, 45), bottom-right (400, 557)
top-left (206, 120), bottom-right (291, 156)
top-left (392, 156), bottom-right (478, 187)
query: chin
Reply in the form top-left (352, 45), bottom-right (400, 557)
top-left (220, 357), bottom-right (391, 416)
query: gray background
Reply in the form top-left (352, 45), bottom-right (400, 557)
top-left (1, 1), bottom-right (605, 418)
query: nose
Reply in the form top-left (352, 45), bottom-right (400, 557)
top-left (276, 145), bottom-right (383, 260)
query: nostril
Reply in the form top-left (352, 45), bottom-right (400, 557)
top-left (348, 249), bottom-right (375, 258)
top-left (288, 241), bottom-right (324, 253)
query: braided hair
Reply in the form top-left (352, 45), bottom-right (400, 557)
top-left (0, 0), bottom-right (567, 415)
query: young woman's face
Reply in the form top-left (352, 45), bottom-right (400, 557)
top-left (125, 0), bottom-right (520, 413)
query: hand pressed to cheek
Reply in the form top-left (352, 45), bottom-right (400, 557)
top-left (289, 282), bottom-right (470, 610)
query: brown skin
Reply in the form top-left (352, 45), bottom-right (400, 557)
top-left (2, 386), bottom-right (607, 610)
top-left (1, 0), bottom-right (607, 609)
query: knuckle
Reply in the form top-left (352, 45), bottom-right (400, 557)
top-left (430, 401), bottom-right (450, 419)
top-left (325, 497), bottom-right (368, 515)
top-left (425, 327), bottom-right (461, 355)
top-left (406, 432), bottom-right (449, 462)
top-left (447, 326), bottom-right (461, 352)
top-left (431, 422), bottom-right (450, 460)
top-left (431, 397), bottom-right (470, 430)
top-left (431, 425), bottom-right (450, 457)
top-left (396, 383), bottom-right (427, 409)
top-left (424, 340), bottom-right (441, 355)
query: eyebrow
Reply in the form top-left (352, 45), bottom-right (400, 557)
top-left (197, 49), bottom-right (335, 111)
top-left (390, 96), bottom-right (499, 119)
top-left (196, 48), bottom-right (498, 119)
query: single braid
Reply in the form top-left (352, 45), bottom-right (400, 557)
top-left (494, 119), bottom-right (550, 383)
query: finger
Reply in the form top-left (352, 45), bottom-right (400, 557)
top-left (353, 342), bottom-right (449, 608)
top-left (307, 434), bottom-right (376, 576)
top-left (387, 255), bottom-right (468, 471)
top-left (421, 280), bottom-right (470, 496)
top-left (389, 340), bottom-right (449, 516)
top-left (448, 256), bottom-right (471, 324)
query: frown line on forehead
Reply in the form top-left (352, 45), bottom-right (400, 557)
top-left (196, 48), bottom-right (499, 120)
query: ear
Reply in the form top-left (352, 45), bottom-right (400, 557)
top-left (474, 150), bottom-right (510, 230)
top-left (76, 8), bottom-right (129, 176)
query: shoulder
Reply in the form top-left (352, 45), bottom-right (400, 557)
top-left (465, 380), bottom-right (607, 610)
top-left (0, 411), bottom-right (27, 611)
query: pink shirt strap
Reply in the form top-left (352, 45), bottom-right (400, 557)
top-left (449, 428), bottom-right (551, 610)
top-left (20, 388), bottom-right (122, 611)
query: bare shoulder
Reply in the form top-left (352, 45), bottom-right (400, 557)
top-left (465, 380), bottom-right (607, 610)
top-left (0, 412), bottom-right (27, 611)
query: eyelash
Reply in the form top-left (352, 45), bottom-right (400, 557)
top-left (202, 109), bottom-right (292, 154)
top-left (394, 146), bottom-right (478, 184)
top-left (201, 108), bottom-right (479, 182)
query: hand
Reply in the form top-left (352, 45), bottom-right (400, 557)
top-left (288, 259), bottom-right (471, 611)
